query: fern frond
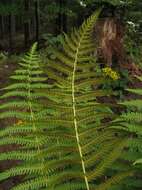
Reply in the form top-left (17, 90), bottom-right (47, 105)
top-left (121, 112), bottom-right (142, 123)
top-left (120, 100), bottom-right (142, 110)
top-left (111, 74), bottom-right (142, 189)
top-left (87, 140), bottom-right (127, 181)
top-left (0, 43), bottom-right (52, 189)
top-left (0, 10), bottom-right (128, 190)
top-left (95, 171), bottom-right (133, 190)
top-left (134, 158), bottom-right (142, 165)
top-left (42, 8), bottom-right (129, 189)
top-left (127, 88), bottom-right (142, 95)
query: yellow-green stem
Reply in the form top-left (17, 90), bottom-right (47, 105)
top-left (72, 40), bottom-right (90, 190)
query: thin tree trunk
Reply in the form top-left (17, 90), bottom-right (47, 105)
top-left (0, 16), bottom-right (4, 38)
top-left (56, 0), bottom-right (62, 34)
top-left (24, 0), bottom-right (30, 48)
top-left (35, 0), bottom-right (40, 44)
top-left (62, 0), bottom-right (67, 33)
top-left (8, 14), bottom-right (13, 51)
top-left (56, 0), bottom-right (67, 34)
top-left (8, 0), bottom-right (16, 51)
top-left (11, 14), bottom-right (16, 37)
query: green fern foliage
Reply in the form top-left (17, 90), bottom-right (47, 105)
top-left (41, 9), bottom-right (131, 190)
top-left (0, 43), bottom-right (50, 189)
top-left (110, 75), bottom-right (142, 190)
top-left (0, 11), bottom-right (131, 190)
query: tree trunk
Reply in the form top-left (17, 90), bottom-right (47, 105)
top-left (56, 0), bottom-right (67, 34)
top-left (62, 0), bottom-right (67, 33)
top-left (35, 0), bottom-right (40, 44)
top-left (95, 18), bottom-right (125, 67)
top-left (0, 16), bottom-right (4, 38)
top-left (8, 14), bottom-right (13, 51)
top-left (24, 0), bottom-right (30, 48)
top-left (11, 14), bottom-right (16, 37)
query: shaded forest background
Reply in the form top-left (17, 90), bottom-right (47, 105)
top-left (0, 0), bottom-right (87, 51)
top-left (0, 0), bottom-right (142, 63)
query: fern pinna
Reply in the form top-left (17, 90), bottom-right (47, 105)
top-left (110, 75), bottom-right (142, 190)
top-left (0, 10), bottom-right (131, 190)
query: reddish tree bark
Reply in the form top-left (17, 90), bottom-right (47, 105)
top-left (94, 17), bottom-right (141, 75)
top-left (95, 18), bottom-right (124, 66)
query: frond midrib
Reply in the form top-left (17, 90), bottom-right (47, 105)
top-left (72, 26), bottom-right (91, 190)
top-left (27, 48), bottom-right (45, 170)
